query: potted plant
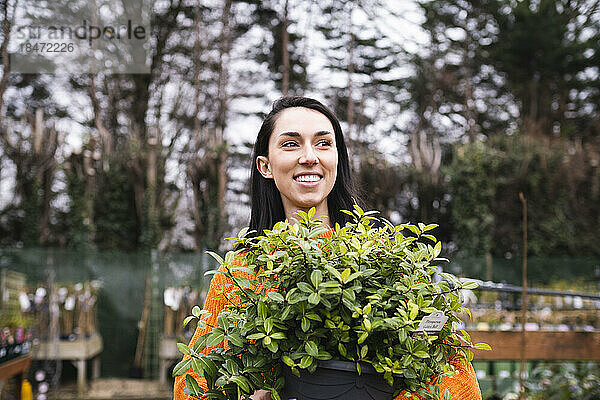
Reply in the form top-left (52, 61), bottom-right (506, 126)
top-left (174, 206), bottom-right (489, 399)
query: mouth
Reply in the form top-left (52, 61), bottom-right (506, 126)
top-left (293, 173), bottom-right (323, 186)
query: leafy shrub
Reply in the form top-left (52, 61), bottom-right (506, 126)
top-left (174, 206), bottom-right (487, 399)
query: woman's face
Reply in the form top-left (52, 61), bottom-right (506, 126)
top-left (256, 107), bottom-right (338, 220)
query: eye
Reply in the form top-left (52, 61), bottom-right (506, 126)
top-left (282, 141), bottom-right (298, 148)
top-left (317, 139), bottom-right (333, 147)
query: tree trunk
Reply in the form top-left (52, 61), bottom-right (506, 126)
top-left (213, 0), bottom-right (232, 246)
top-left (282, 0), bottom-right (290, 96)
top-left (0, 0), bottom-right (15, 127)
top-left (345, 6), bottom-right (356, 171)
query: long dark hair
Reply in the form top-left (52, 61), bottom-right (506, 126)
top-left (248, 96), bottom-right (361, 237)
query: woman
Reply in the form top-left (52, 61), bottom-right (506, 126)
top-left (174, 96), bottom-right (481, 400)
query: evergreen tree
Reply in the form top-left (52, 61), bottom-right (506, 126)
top-left (487, 0), bottom-right (600, 139)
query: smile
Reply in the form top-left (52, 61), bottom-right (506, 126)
top-left (294, 174), bottom-right (322, 186)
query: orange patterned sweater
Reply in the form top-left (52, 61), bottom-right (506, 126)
top-left (174, 229), bottom-right (481, 400)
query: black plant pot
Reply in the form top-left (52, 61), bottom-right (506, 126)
top-left (282, 360), bottom-right (397, 400)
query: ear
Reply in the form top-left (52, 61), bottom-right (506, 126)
top-left (256, 156), bottom-right (273, 179)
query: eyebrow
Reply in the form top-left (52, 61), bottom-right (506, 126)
top-left (277, 130), bottom-right (334, 138)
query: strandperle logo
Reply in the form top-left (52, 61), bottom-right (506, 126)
top-left (15, 20), bottom-right (147, 45)
top-left (9, 0), bottom-right (151, 74)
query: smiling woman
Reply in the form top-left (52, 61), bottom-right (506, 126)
top-left (255, 107), bottom-right (339, 227)
top-left (173, 97), bottom-right (482, 400)
top-left (247, 96), bottom-right (360, 237)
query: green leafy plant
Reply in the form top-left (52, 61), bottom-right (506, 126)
top-left (174, 205), bottom-right (488, 399)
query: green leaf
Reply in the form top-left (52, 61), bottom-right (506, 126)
top-left (285, 288), bottom-right (299, 302)
top-left (185, 374), bottom-right (203, 397)
top-left (338, 343), bottom-right (347, 357)
top-left (266, 341), bottom-right (279, 353)
top-left (264, 317), bottom-right (274, 334)
top-left (308, 292), bottom-right (321, 305)
top-left (280, 305), bottom-right (293, 320)
top-left (308, 207), bottom-right (316, 219)
top-left (465, 348), bottom-right (474, 361)
top-left (474, 342), bottom-right (492, 351)
top-left (325, 265), bottom-right (342, 282)
top-left (282, 355), bottom-right (295, 367)
top-left (461, 280), bottom-right (479, 290)
top-left (358, 331), bottom-right (368, 344)
top-left (225, 251), bottom-right (238, 264)
top-left (316, 350), bottom-right (332, 360)
top-left (310, 270), bottom-right (323, 288)
top-left (271, 332), bottom-right (286, 339)
top-left (309, 226), bottom-right (329, 238)
top-left (301, 317), bottom-right (310, 332)
top-left (205, 330), bottom-right (225, 347)
top-left (299, 355), bottom-right (313, 368)
top-left (305, 341), bottom-right (319, 357)
top-left (409, 304), bottom-right (418, 320)
top-left (172, 358), bottom-right (192, 376)
top-left (423, 224), bottom-right (438, 232)
top-left (346, 272), bottom-right (362, 283)
top-left (363, 303), bottom-right (372, 314)
top-left (422, 234), bottom-right (437, 242)
top-left (305, 313), bottom-right (322, 322)
top-left (246, 333), bottom-right (266, 340)
top-left (191, 358), bottom-right (204, 376)
top-left (297, 282), bottom-right (314, 293)
top-left (460, 329), bottom-right (471, 344)
top-left (183, 315), bottom-right (195, 328)
top-left (205, 250), bottom-right (224, 265)
top-left (238, 227), bottom-right (249, 239)
top-left (267, 292), bottom-right (285, 302)
top-left (433, 241), bottom-right (442, 258)
top-left (225, 359), bottom-right (240, 375)
top-left (192, 306), bottom-right (201, 317)
top-left (230, 375), bottom-right (251, 393)
top-left (413, 351), bottom-right (430, 358)
top-left (217, 315), bottom-right (228, 330)
top-left (406, 224), bottom-right (420, 235)
top-left (177, 343), bottom-right (191, 355)
top-left (227, 332), bottom-right (244, 347)
top-left (363, 318), bottom-right (372, 331)
top-left (341, 268), bottom-right (351, 283)
top-left (360, 345), bottom-right (368, 359)
top-left (192, 335), bottom-right (208, 353)
top-left (258, 301), bottom-right (268, 319)
top-left (198, 357), bottom-right (218, 377)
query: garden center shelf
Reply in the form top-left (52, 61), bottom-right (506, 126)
top-left (33, 333), bottom-right (103, 394)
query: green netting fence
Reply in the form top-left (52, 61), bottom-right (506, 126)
top-left (0, 247), bottom-right (218, 379)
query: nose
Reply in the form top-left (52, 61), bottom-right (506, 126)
top-left (299, 144), bottom-right (318, 165)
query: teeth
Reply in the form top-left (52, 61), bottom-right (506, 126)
top-left (296, 175), bottom-right (321, 182)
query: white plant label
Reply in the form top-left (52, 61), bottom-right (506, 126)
top-left (416, 311), bottom-right (448, 333)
